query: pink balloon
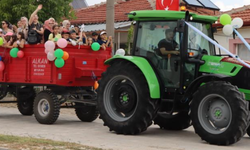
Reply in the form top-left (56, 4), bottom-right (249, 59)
top-left (17, 51), bottom-right (24, 58)
top-left (45, 49), bottom-right (50, 54)
top-left (0, 61), bottom-right (5, 71)
top-left (57, 38), bottom-right (68, 48)
top-left (44, 41), bottom-right (55, 51)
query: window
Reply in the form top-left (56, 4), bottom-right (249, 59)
top-left (188, 22), bottom-right (215, 56)
top-left (238, 44), bottom-right (250, 61)
top-left (135, 21), bottom-right (179, 57)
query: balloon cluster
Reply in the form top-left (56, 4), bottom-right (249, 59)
top-left (220, 14), bottom-right (243, 36)
top-left (0, 56), bottom-right (4, 71)
top-left (10, 48), bottom-right (24, 58)
top-left (44, 39), bottom-right (69, 68)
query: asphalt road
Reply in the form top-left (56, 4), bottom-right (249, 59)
top-left (0, 106), bottom-right (249, 150)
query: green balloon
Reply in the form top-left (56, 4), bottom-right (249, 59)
top-left (10, 48), bottom-right (19, 58)
top-left (220, 14), bottom-right (232, 25)
top-left (0, 38), bottom-right (3, 46)
top-left (54, 37), bottom-right (58, 42)
top-left (55, 58), bottom-right (65, 68)
top-left (54, 49), bottom-right (64, 58)
top-left (91, 42), bottom-right (100, 51)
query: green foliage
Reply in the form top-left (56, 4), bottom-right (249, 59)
top-left (0, 0), bottom-right (75, 24)
top-left (125, 24), bottom-right (134, 54)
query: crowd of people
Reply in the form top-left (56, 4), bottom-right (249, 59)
top-left (0, 4), bottom-right (113, 50)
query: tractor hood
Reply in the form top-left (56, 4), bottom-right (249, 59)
top-left (199, 55), bottom-right (243, 77)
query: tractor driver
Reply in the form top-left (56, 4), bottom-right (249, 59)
top-left (158, 29), bottom-right (179, 56)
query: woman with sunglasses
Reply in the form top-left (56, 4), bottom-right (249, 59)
top-left (43, 18), bottom-right (55, 42)
top-left (1, 21), bottom-right (13, 35)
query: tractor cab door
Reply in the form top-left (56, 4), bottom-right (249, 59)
top-left (134, 21), bottom-right (182, 88)
top-left (134, 21), bottom-right (215, 90)
top-left (182, 22), bottom-right (215, 87)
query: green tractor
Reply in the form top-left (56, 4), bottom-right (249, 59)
top-left (97, 10), bottom-right (250, 145)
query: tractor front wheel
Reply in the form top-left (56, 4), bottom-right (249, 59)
top-left (191, 81), bottom-right (249, 145)
top-left (97, 61), bottom-right (160, 134)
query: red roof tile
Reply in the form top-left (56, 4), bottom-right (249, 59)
top-left (71, 0), bottom-right (153, 24)
top-left (215, 5), bottom-right (250, 27)
top-left (70, 0), bottom-right (220, 25)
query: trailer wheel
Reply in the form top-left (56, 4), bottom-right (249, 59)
top-left (75, 103), bottom-right (99, 122)
top-left (17, 88), bottom-right (36, 116)
top-left (97, 61), bottom-right (160, 134)
top-left (0, 84), bottom-right (7, 100)
top-left (191, 81), bottom-right (249, 145)
top-left (34, 91), bottom-right (60, 124)
top-left (154, 111), bottom-right (191, 130)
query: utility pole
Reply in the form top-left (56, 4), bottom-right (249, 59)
top-left (106, 0), bottom-right (115, 45)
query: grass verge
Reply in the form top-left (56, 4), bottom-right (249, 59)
top-left (0, 134), bottom-right (103, 150)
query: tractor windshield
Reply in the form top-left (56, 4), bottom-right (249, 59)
top-left (187, 22), bottom-right (215, 56)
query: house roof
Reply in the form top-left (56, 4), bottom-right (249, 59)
top-left (70, 0), bottom-right (220, 25)
top-left (215, 5), bottom-right (250, 27)
top-left (70, 0), bottom-right (153, 25)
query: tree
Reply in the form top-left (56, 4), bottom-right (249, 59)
top-left (0, 0), bottom-right (75, 25)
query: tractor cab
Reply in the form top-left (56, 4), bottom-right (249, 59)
top-left (131, 11), bottom-right (216, 93)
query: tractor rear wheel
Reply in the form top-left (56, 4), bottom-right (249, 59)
top-left (34, 91), bottom-right (60, 124)
top-left (191, 81), bottom-right (249, 145)
top-left (247, 127), bottom-right (250, 137)
top-left (75, 103), bottom-right (99, 122)
top-left (154, 111), bottom-right (191, 130)
top-left (97, 61), bottom-right (160, 134)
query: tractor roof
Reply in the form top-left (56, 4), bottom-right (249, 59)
top-left (128, 10), bottom-right (218, 23)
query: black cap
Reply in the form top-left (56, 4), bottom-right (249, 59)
top-left (92, 32), bottom-right (98, 36)
top-left (69, 30), bottom-right (76, 34)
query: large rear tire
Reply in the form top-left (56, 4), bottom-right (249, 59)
top-left (191, 81), bottom-right (249, 145)
top-left (75, 103), bottom-right (99, 122)
top-left (154, 111), bottom-right (191, 130)
top-left (97, 61), bottom-right (160, 134)
top-left (34, 91), bottom-right (60, 124)
top-left (247, 127), bottom-right (250, 137)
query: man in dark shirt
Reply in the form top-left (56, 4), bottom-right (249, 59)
top-left (158, 29), bottom-right (179, 56)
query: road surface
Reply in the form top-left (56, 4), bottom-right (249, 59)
top-left (0, 106), bottom-right (249, 150)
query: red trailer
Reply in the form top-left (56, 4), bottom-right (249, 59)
top-left (0, 44), bottom-right (111, 124)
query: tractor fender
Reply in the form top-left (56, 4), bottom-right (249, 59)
top-left (105, 55), bottom-right (160, 99)
top-left (183, 74), bottom-right (231, 102)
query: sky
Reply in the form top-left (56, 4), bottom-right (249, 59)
top-left (85, 0), bottom-right (250, 11)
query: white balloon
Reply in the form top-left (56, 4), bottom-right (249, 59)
top-left (223, 25), bottom-right (233, 36)
top-left (47, 51), bottom-right (55, 61)
top-left (231, 18), bottom-right (243, 28)
top-left (71, 40), bottom-right (77, 46)
top-left (115, 49), bottom-right (125, 56)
